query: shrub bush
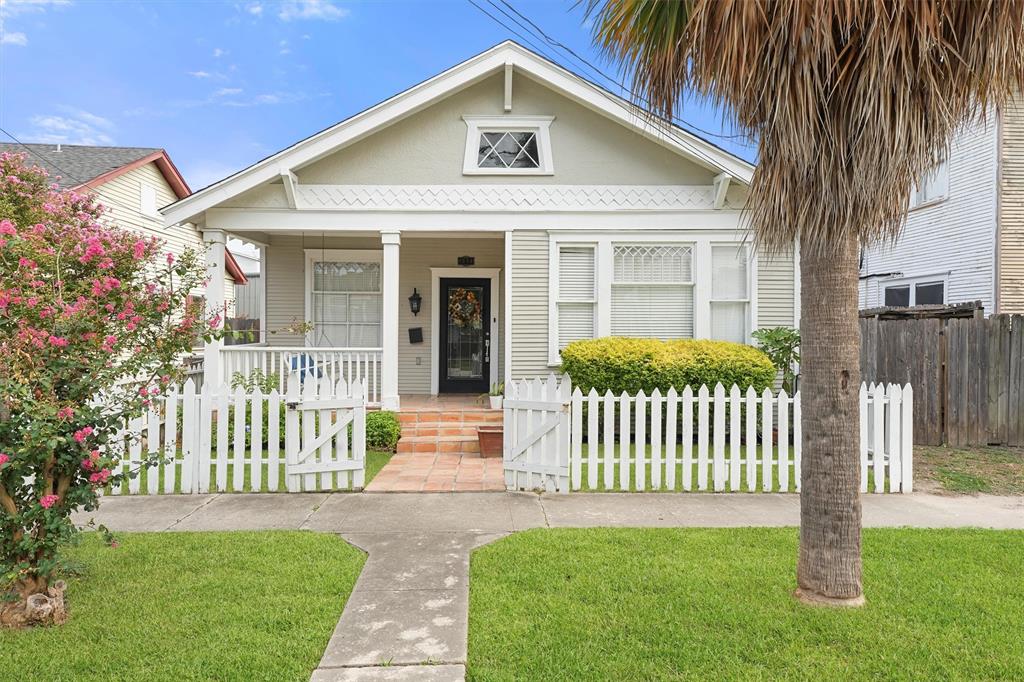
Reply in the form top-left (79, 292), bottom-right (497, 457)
top-left (560, 337), bottom-right (776, 395)
top-left (366, 411), bottom-right (401, 451)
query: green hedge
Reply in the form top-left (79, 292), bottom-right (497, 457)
top-left (560, 337), bottom-right (776, 395)
top-left (366, 411), bottom-right (401, 451)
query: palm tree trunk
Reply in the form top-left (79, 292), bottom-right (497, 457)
top-left (795, 232), bottom-right (865, 606)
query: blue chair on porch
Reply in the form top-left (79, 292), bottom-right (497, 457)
top-left (289, 354), bottom-right (322, 384)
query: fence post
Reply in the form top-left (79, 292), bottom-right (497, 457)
top-left (859, 383), bottom-right (869, 493)
top-left (571, 388), bottom-right (583, 491)
top-left (901, 384), bottom-right (914, 492)
top-left (352, 379), bottom-right (366, 490)
top-left (284, 380), bottom-right (300, 493)
top-left (712, 383), bottom-right (726, 491)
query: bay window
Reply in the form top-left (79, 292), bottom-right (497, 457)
top-left (548, 235), bottom-right (756, 363)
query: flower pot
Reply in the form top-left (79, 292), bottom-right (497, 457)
top-left (489, 395), bottom-right (503, 410)
top-left (477, 425), bottom-right (503, 458)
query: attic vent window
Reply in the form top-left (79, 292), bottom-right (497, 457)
top-left (462, 115), bottom-right (554, 175)
top-left (478, 131), bottom-right (539, 169)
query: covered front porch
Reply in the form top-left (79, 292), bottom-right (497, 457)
top-left (200, 229), bottom-right (507, 410)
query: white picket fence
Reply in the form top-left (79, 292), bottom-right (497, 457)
top-left (106, 375), bottom-right (366, 495)
top-left (504, 375), bottom-right (913, 494)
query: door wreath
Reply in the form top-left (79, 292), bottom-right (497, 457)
top-left (448, 288), bottom-right (481, 328)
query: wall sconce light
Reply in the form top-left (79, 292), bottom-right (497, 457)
top-left (408, 288), bottom-right (422, 316)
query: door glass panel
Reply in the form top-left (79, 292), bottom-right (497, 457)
top-left (446, 285), bottom-right (484, 380)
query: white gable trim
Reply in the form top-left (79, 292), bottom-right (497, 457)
top-left (163, 41), bottom-right (752, 226)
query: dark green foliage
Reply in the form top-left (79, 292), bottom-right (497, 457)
top-left (366, 411), bottom-right (401, 451)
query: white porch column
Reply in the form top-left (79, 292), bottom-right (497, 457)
top-left (203, 227), bottom-right (226, 388)
top-left (381, 230), bottom-right (401, 410)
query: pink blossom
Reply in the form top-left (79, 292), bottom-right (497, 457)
top-left (210, 313), bottom-right (222, 328)
top-left (39, 494), bottom-right (59, 509)
top-left (57, 406), bottom-right (74, 420)
top-left (0, 453), bottom-right (9, 466)
top-left (132, 240), bottom-right (147, 259)
top-left (73, 426), bottom-right (94, 443)
top-left (18, 257), bottom-right (37, 269)
top-left (0, 220), bottom-right (15, 236)
top-left (89, 469), bottom-right (111, 485)
top-left (166, 252), bottom-right (175, 265)
top-left (48, 335), bottom-right (69, 347)
top-left (81, 458), bottom-right (94, 471)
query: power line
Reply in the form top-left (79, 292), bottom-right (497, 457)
top-left (0, 125), bottom-right (109, 196)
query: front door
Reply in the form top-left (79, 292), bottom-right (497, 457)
top-left (439, 278), bottom-right (490, 394)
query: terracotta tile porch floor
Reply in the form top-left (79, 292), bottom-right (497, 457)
top-left (364, 393), bottom-right (506, 493)
top-left (363, 452), bottom-right (505, 492)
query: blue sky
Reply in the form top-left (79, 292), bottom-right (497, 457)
top-left (0, 0), bottom-right (755, 191)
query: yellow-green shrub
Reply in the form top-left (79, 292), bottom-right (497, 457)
top-left (560, 337), bottom-right (776, 395)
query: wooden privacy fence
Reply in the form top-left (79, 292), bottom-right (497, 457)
top-left (504, 375), bottom-right (914, 494)
top-left (105, 375), bottom-right (366, 495)
top-left (860, 313), bottom-right (1024, 446)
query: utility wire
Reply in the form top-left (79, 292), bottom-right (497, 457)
top-left (0, 125), bottom-right (111, 198)
top-left (494, 0), bottom-right (750, 142)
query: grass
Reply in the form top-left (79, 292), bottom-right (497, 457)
top-left (469, 528), bottom-right (1024, 681)
top-left (115, 449), bottom-right (393, 494)
top-left (1, 532), bottom-right (365, 682)
top-left (914, 445), bottom-right (1024, 495)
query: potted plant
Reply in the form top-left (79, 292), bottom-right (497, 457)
top-left (486, 382), bottom-right (505, 410)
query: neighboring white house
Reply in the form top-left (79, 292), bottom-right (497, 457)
top-left (0, 143), bottom-right (248, 318)
top-left (162, 41), bottom-right (799, 410)
top-left (858, 105), bottom-right (1024, 313)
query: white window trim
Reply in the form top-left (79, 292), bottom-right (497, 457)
top-left (909, 155), bottom-right (949, 211)
top-left (547, 232), bottom-right (758, 365)
top-left (462, 115), bottom-right (555, 176)
top-left (881, 273), bottom-right (948, 306)
top-left (304, 249), bottom-right (383, 348)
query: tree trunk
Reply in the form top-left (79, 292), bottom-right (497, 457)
top-left (0, 579), bottom-right (68, 628)
top-left (795, 232), bottom-right (865, 607)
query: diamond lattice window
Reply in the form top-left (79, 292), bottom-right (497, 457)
top-left (613, 245), bottom-right (693, 283)
top-left (477, 132), bottom-right (540, 169)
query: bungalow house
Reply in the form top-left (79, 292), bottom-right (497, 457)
top-left (0, 143), bottom-right (247, 316)
top-left (162, 41), bottom-right (798, 410)
top-left (858, 105), bottom-right (1024, 313)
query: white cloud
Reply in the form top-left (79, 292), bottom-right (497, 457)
top-left (188, 70), bottom-right (212, 78)
top-left (278, 39), bottom-right (290, 55)
top-left (1, 31), bottom-right (27, 45)
top-left (278, 0), bottom-right (348, 22)
top-left (213, 87), bottom-right (243, 97)
top-left (245, 3), bottom-right (263, 17)
top-left (22, 107), bottom-right (115, 146)
top-left (212, 47), bottom-right (226, 58)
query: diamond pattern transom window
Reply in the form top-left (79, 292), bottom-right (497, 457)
top-left (613, 245), bottom-right (693, 283)
top-left (478, 131), bottom-right (540, 169)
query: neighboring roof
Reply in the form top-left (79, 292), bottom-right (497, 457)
top-left (163, 40), bottom-right (754, 226)
top-left (0, 143), bottom-right (191, 199)
top-left (225, 249), bottom-right (249, 285)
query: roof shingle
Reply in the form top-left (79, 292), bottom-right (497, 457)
top-left (0, 143), bottom-right (161, 190)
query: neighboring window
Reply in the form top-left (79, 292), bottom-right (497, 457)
top-left (556, 246), bottom-right (596, 349)
top-left (310, 261), bottom-right (382, 347)
top-left (911, 155), bottom-right (948, 207)
top-left (140, 183), bottom-right (159, 217)
top-left (462, 116), bottom-right (554, 175)
top-left (611, 245), bottom-right (694, 340)
top-left (710, 244), bottom-right (750, 344)
top-left (884, 280), bottom-right (944, 307)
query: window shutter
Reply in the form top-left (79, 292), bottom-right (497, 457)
top-left (611, 285), bottom-right (694, 339)
top-left (557, 246), bottom-right (595, 348)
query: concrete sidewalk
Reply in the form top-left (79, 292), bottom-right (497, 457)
top-left (75, 490), bottom-right (1024, 534)
top-left (73, 492), bottom-right (1024, 681)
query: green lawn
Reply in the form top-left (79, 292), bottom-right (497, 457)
top-left (469, 528), bottom-right (1024, 680)
top-left (1, 532), bottom-right (365, 682)
top-left (115, 449), bottom-right (392, 494)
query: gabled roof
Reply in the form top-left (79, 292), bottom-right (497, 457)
top-left (0, 143), bottom-right (191, 199)
top-left (162, 40), bottom-right (753, 226)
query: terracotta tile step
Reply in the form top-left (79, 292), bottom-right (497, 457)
top-left (397, 409), bottom-right (503, 423)
top-left (399, 425), bottom-right (483, 438)
top-left (396, 435), bottom-right (481, 455)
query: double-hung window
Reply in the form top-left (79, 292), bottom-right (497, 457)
top-left (555, 245), bottom-right (596, 349)
top-left (710, 244), bottom-right (750, 343)
top-left (307, 251), bottom-right (382, 348)
top-left (883, 279), bottom-right (945, 307)
top-left (910, 154), bottom-right (948, 208)
top-left (611, 245), bottom-right (694, 340)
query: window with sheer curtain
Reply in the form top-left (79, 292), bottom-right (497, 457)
top-left (610, 244), bottom-right (694, 340)
top-left (310, 261), bottom-right (382, 347)
top-left (710, 244), bottom-right (749, 344)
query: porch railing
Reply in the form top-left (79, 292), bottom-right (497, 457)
top-left (220, 346), bottom-right (382, 405)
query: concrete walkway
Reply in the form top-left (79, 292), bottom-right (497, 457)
top-left (74, 492), bottom-right (1024, 681)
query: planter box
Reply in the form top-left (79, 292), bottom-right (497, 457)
top-left (477, 425), bottom-right (503, 458)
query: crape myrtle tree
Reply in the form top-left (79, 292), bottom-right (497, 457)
top-left (0, 152), bottom-right (214, 626)
top-left (589, 0), bottom-right (1024, 605)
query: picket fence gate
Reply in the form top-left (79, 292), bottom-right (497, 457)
top-left (106, 375), bottom-right (366, 495)
top-left (503, 375), bottom-right (914, 494)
